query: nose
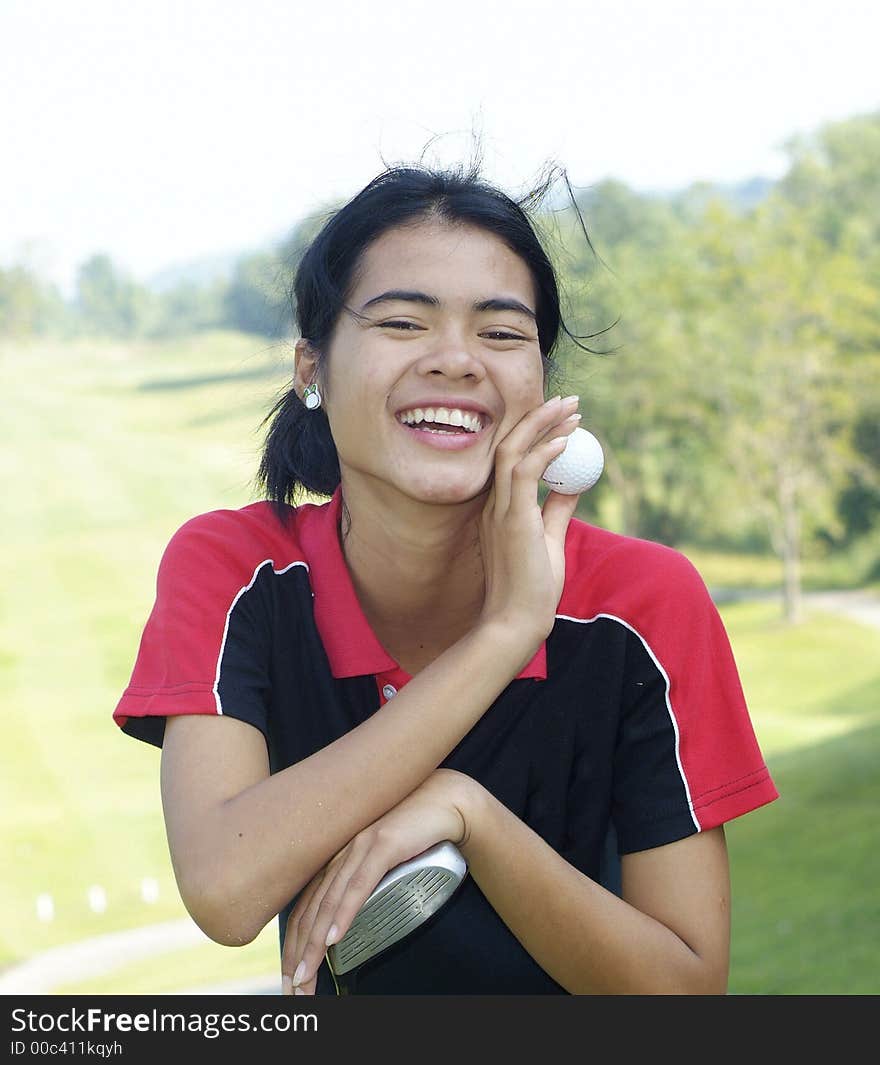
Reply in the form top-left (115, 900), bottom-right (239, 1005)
top-left (415, 329), bottom-right (487, 382)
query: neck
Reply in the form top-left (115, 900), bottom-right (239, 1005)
top-left (337, 477), bottom-right (487, 647)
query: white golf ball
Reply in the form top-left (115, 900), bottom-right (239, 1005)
top-left (542, 426), bottom-right (605, 495)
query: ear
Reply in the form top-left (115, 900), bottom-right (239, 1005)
top-left (293, 338), bottom-right (321, 400)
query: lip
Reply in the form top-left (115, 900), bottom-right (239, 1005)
top-left (392, 397), bottom-right (495, 451)
top-left (395, 419), bottom-right (490, 450)
top-left (393, 397), bottom-right (494, 424)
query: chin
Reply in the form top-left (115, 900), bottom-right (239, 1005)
top-left (403, 471), bottom-right (490, 506)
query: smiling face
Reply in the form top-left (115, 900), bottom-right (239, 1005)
top-left (295, 218), bottom-right (547, 507)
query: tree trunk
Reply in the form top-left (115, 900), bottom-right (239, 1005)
top-left (601, 442), bottom-right (636, 536)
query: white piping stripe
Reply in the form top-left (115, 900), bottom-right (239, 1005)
top-left (556, 611), bottom-right (700, 832)
top-left (213, 560), bottom-right (309, 714)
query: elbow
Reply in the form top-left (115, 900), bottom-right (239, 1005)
top-left (696, 968), bottom-right (729, 996)
top-left (673, 955), bottom-right (729, 996)
top-left (687, 942), bottom-right (730, 995)
top-left (176, 874), bottom-right (266, 947)
top-left (193, 912), bottom-right (262, 949)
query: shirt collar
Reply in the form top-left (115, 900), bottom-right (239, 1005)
top-left (297, 486), bottom-right (547, 682)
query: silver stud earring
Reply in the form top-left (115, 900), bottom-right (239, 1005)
top-left (303, 382), bottom-right (322, 410)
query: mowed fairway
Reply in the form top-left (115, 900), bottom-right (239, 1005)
top-left (1, 332), bottom-right (293, 986)
top-left (1, 334), bottom-right (878, 994)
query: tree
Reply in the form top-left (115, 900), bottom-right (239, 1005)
top-left (149, 279), bottom-right (227, 337)
top-left (552, 117), bottom-right (880, 620)
top-left (0, 265), bottom-right (69, 337)
top-left (557, 181), bottom-right (726, 544)
top-left (76, 254), bottom-right (153, 337)
top-left (692, 196), bottom-right (871, 622)
top-left (223, 252), bottom-right (289, 337)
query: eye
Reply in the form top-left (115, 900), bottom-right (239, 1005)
top-left (379, 320), bottom-right (423, 331)
top-left (482, 330), bottom-right (527, 341)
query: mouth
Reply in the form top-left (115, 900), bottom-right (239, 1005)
top-left (394, 404), bottom-right (491, 451)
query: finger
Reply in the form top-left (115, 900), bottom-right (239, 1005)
top-left (322, 853), bottom-right (396, 955)
top-left (280, 861), bottom-right (338, 992)
top-left (490, 396), bottom-right (558, 511)
top-left (289, 872), bottom-right (348, 988)
top-left (292, 837), bottom-right (389, 989)
top-left (281, 914), bottom-right (299, 995)
top-left (287, 859), bottom-right (352, 989)
top-left (531, 406), bottom-right (582, 448)
top-left (492, 396), bottom-right (567, 513)
top-left (294, 970), bottom-right (319, 996)
top-left (541, 487), bottom-right (581, 547)
top-left (506, 434), bottom-right (571, 517)
top-left (307, 842), bottom-right (419, 984)
top-left (509, 411), bottom-right (582, 503)
top-left (482, 478), bottom-right (496, 515)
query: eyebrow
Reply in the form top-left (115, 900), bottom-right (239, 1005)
top-left (360, 289), bottom-right (537, 321)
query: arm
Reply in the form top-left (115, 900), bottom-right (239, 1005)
top-left (161, 622), bottom-right (537, 945)
top-left (160, 395), bottom-right (582, 945)
top-left (458, 780), bottom-right (730, 994)
top-left (281, 770), bottom-right (729, 994)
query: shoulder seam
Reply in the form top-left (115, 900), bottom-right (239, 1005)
top-left (214, 559), bottom-right (310, 716)
top-left (555, 611), bottom-right (700, 833)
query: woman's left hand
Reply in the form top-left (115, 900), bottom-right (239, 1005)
top-left (280, 768), bottom-right (477, 995)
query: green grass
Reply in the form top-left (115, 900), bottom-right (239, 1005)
top-left (2, 335), bottom-right (878, 995)
top-left (717, 601), bottom-right (880, 993)
top-left (684, 542), bottom-right (880, 595)
top-left (727, 722), bottom-right (879, 994)
top-left (0, 333), bottom-right (289, 979)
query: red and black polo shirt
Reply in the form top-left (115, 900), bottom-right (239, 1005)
top-left (114, 487), bottom-right (778, 995)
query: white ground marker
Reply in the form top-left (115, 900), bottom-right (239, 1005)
top-left (88, 885), bottom-right (107, 914)
top-left (36, 894), bottom-right (54, 923)
top-left (140, 877), bottom-right (159, 903)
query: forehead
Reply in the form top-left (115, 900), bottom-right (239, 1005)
top-left (350, 220), bottom-right (537, 306)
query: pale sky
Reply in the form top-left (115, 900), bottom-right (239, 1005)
top-left (2, 0), bottom-right (878, 294)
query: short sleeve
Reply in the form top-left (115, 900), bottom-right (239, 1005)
top-left (610, 548), bottom-right (778, 853)
top-left (112, 512), bottom-right (272, 748)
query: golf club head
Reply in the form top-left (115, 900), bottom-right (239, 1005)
top-left (326, 840), bottom-right (468, 977)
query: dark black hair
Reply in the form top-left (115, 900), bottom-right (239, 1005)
top-left (254, 160), bottom-right (604, 522)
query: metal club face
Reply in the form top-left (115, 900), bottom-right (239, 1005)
top-left (327, 841), bottom-right (468, 977)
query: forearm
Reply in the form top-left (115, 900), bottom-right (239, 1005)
top-left (188, 621), bottom-right (538, 942)
top-left (459, 783), bottom-right (724, 995)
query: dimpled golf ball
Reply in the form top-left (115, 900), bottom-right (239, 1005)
top-left (542, 426), bottom-right (605, 495)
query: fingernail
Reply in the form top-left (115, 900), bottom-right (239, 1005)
top-left (566, 412), bottom-right (582, 422)
top-left (325, 924), bottom-right (339, 947)
top-left (292, 961), bottom-right (306, 987)
top-left (294, 987), bottom-right (305, 996)
top-left (563, 394), bottom-right (579, 404)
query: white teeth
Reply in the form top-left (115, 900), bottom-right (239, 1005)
top-left (398, 406), bottom-right (485, 432)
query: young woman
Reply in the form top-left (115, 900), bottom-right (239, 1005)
top-left (113, 164), bottom-right (778, 995)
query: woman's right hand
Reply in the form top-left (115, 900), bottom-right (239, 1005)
top-left (477, 394), bottom-right (584, 645)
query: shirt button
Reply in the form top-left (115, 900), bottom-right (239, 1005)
top-left (382, 684), bottom-right (397, 699)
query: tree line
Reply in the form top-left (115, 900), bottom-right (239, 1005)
top-left (3, 112), bottom-right (878, 615)
top-left (551, 112), bottom-right (880, 618)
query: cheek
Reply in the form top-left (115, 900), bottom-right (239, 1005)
top-left (506, 359), bottom-right (547, 413)
top-left (322, 359), bottom-right (392, 449)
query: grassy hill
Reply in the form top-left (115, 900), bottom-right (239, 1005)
top-left (1, 332), bottom-right (290, 987)
top-left (1, 333), bottom-right (877, 994)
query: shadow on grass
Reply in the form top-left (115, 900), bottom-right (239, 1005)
top-left (727, 719), bottom-right (880, 994)
top-left (137, 364), bottom-right (282, 391)
top-left (814, 673), bottom-right (880, 720)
